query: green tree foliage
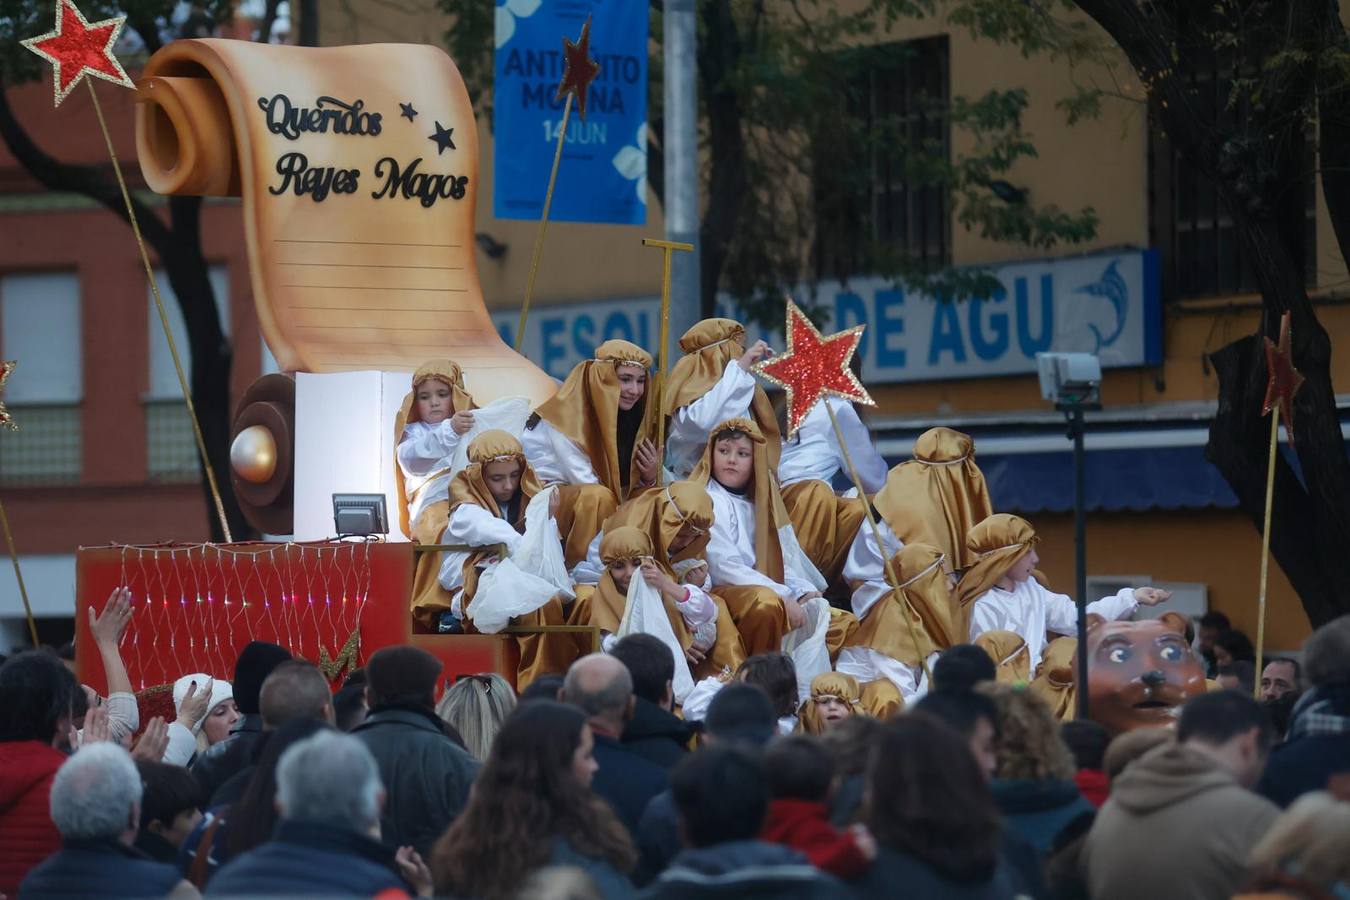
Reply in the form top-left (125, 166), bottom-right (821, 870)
top-left (440, 0), bottom-right (1100, 326)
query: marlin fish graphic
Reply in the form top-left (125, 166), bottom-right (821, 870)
top-left (1074, 260), bottom-right (1127, 352)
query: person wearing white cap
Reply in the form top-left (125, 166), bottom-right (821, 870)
top-left (162, 674), bottom-right (238, 767)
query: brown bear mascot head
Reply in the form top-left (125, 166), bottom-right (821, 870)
top-left (1085, 612), bottom-right (1207, 734)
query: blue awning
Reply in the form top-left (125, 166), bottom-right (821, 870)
top-left (974, 445), bottom-right (1238, 514)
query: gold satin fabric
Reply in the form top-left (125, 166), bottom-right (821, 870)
top-left (505, 595), bottom-right (589, 692)
top-left (851, 543), bottom-right (949, 666)
top-left (975, 630), bottom-right (1031, 684)
top-left (955, 514), bottom-right (1040, 631)
top-left (780, 480), bottom-right (864, 585)
top-left (691, 418), bottom-right (787, 583)
top-left (714, 585), bottom-right (789, 657)
top-left (533, 339), bottom-right (654, 499)
top-left (874, 427), bottom-right (992, 571)
top-left (796, 672), bottom-right (863, 735)
top-left (409, 500), bottom-right (453, 632)
top-left (860, 678), bottom-right (904, 719)
top-left (602, 480), bottom-right (714, 573)
top-left (664, 319), bottom-right (782, 469)
top-left (1030, 636), bottom-right (1078, 721)
top-left (594, 483), bottom-right (746, 676)
top-left (555, 484), bottom-right (619, 570)
top-left (590, 526), bottom-right (655, 634)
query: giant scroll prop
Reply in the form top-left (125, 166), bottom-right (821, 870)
top-left (133, 39), bottom-right (555, 404)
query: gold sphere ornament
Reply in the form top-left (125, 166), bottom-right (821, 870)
top-left (230, 424), bottom-right (277, 484)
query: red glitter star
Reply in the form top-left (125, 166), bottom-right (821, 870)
top-left (555, 16), bottom-right (601, 120)
top-left (755, 300), bottom-right (873, 436)
top-left (1262, 311), bottom-right (1305, 446)
top-left (0, 360), bottom-right (16, 431)
top-left (21, 0), bottom-right (134, 107)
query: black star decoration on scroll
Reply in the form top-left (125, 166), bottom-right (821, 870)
top-left (400, 101), bottom-right (417, 121)
top-left (428, 120), bottom-right (455, 154)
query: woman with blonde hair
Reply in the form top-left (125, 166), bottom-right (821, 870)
top-left (1237, 792), bottom-right (1350, 898)
top-left (976, 682), bottom-right (1093, 856)
top-left (435, 673), bottom-right (516, 761)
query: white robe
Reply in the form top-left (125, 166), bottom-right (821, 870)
top-left (969, 580), bottom-right (1139, 670)
top-left (705, 480), bottom-right (818, 600)
top-left (667, 362), bottom-right (758, 479)
top-left (521, 418), bottom-right (600, 485)
top-left (397, 419), bottom-right (465, 526)
top-left (778, 397), bottom-right (887, 494)
top-left (436, 500), bottom-right (529, 617)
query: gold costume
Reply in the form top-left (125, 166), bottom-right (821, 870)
top-left (665, 319), bottom-right (782, 471)
top-left (796, 672), bottom-right (863, 734)
top-left (531, 339), bottom-right (655, 566)
top-left (395, 360), bottom-right (476, 631)
top-left (446, 431), bottom-right (585, 688)
top-left (852, 543), bottom-right (953, 667)
top-left (780, 479), bottom-right (865, 586)
top-left (975, 630), bottom-right (1032, 684)
top-left (597, 481), bottom-right (746, 677)
top-left (874, 427), bottom-right (993, 571)
top-left (1030, 636), bottom-right (1078, 721)
top-left (692, 418), bottom-right (857, 657)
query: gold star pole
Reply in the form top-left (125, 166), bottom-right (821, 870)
top-left (0, 361), bottom-right (39, 647)
top-left (641, 238), bottom-right (693, 482)
top-left (22, 0), bottom-right (232, 540)
top-left (515, 17), bottom-right (601, 352)
top-left (756, 302), bottom-right (933, 681)
top-left (1253, 311), bottom-right (1304, 699)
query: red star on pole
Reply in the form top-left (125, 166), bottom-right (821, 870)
top-left (555, 16), bottom-right (601, 120)
top-left (21, 0), bottom-right (135, 107)
top-left (0, 360), bottom-right (16, 431)
top-left (755, 300), bottom-right (874, 436)
top-left (1262, 311), bottom-right (1305, 446)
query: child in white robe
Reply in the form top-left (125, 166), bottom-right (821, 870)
top-left (958, 513), bottom-right (1171, 671)
top-left (663, 318), bottom-right (780, 479)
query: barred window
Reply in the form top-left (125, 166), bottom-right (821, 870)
top-left (0, 272), bottom-right (82, 485)
top-left (145, 267), bottom-right (230, 481)
top-left (1148, 60), bottom-right (1316, 299)
top-left (815, 36), bottom-right (951, 279)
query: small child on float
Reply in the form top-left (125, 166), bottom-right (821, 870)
top-left (796, 672), bottom-right (864, 736)
top-left (958, 514), bottom-right (1171, 672)
top-left (395, 360), bottom-right (476, 632)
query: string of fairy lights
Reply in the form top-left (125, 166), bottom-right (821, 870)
top-left (100, 540), bottom-right (375, 689)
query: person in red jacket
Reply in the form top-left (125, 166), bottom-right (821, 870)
top-left (759, 734), bottom-right (876, 878)
top-left (0, 650), bottom-right (80, 896)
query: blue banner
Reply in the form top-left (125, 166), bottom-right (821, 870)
top-left (494, 250), bottom-right (1162, 383)
top-left (493, 0), bottom-right (648, 224)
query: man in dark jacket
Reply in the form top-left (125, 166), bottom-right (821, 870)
top-left (1258, 614), bottom-right (1350, 806)
top-left (207, 731), bottom-right (417, 897)
top-left (610, 634), bottom-right (694, 768)
top-left (20, 744), bottom-right (194, 899)
top-left (562, 654), bottom-right (669, 836)
top-left (640, 744), bottom-right (839, 900)
top-left (634, 682), bottom-right (780, 885)
top-left (351, 646), bottom-right (478, 857)
top-left (190, 641), bottom-right (291, 801)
